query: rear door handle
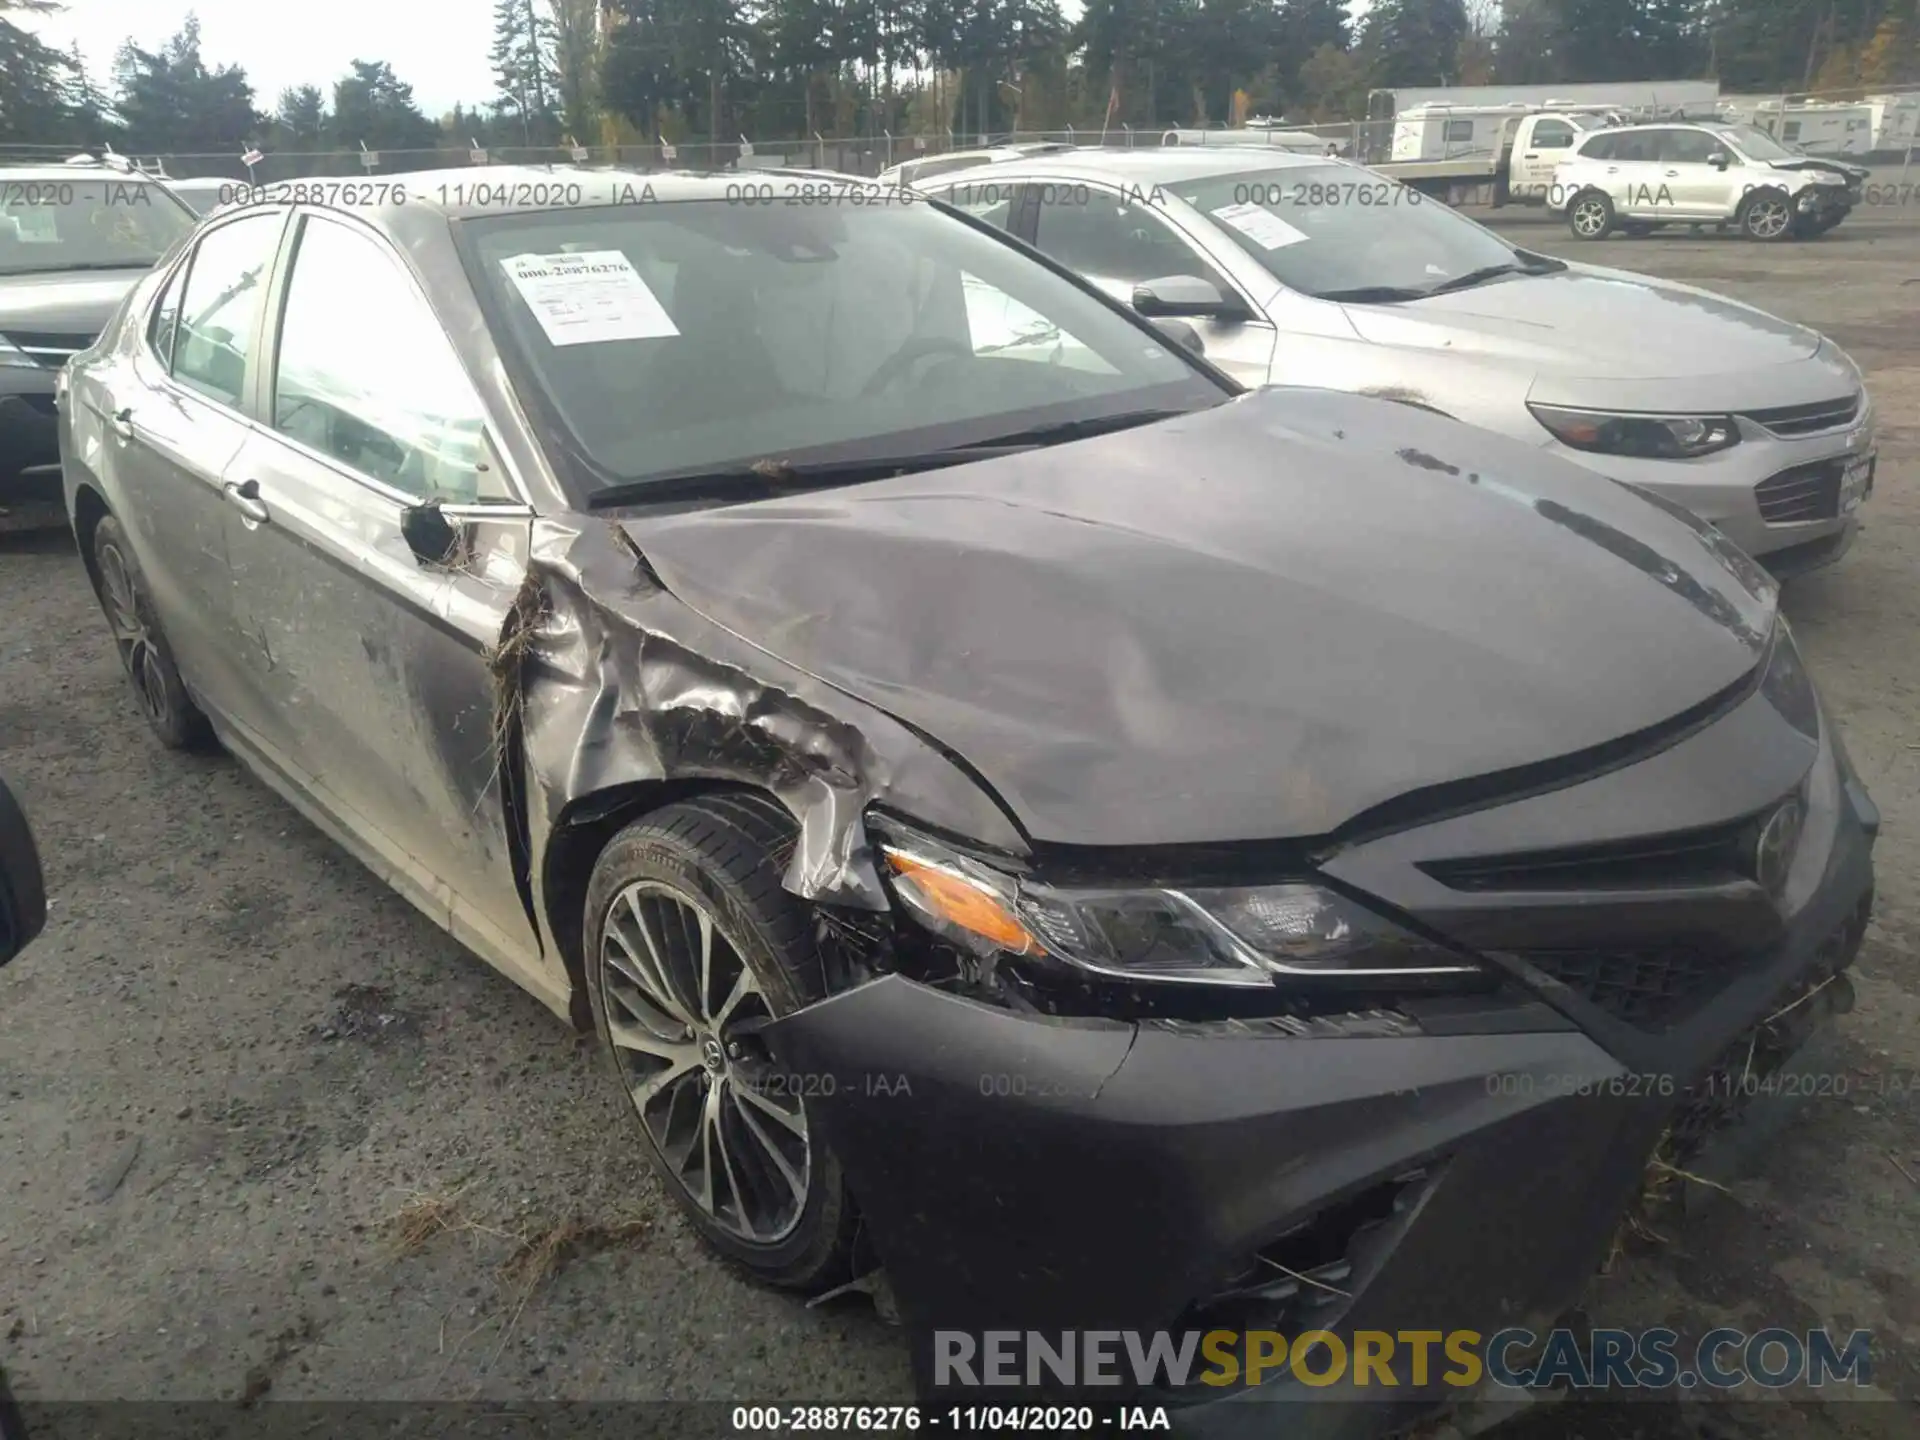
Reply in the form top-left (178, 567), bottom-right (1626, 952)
top-left (222, 478), bottom-right (271, 526)
top-left (110, 407), bottom-right (135, 442)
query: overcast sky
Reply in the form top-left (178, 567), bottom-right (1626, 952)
top-left (22, 1), bottom-right (502, 118)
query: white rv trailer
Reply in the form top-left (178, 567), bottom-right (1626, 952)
top-left (1724, 97), bottom-right (1875, 156)
top-left (1160, 126), bottom-right (1330, 154)
top-left (1386, 100), bottom-right (1644, 163)
top-left (1864, 92), bottom-right (1920, 153)
top-left (1367, 80), bottom-right (1721, 122)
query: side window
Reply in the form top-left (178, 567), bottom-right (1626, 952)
top-left (1660, 130), bottom-right (1719, 164)
top-left (270, 215), bottom-right (510, 503)
top-left (1578, 134), bottom-right (1615, 160)
top-left (1614, 131), bottom-right (1661, 162)
top-left (147, 262), bottom-right (185, 369)
top-left (1532, 121), bottom-right (1575, 150)
top-left (1031, 189), bottom-right (1231, 298)
top-left (1443, 120), bottom-right (1476, 143)
top-left (1782, 121), bottom-right (1802, 142)
top-left (173, 213), bottom-right (283, 407)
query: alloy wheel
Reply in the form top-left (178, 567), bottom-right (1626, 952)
top-left (1571, 199), bottom-right (1608, 237)
top-left (598, 880), bottom-right (811, 1244)
top-left (1747, 197), bottom-right (1790, 239)
top-left (97, 541), bottom-right (173, 730)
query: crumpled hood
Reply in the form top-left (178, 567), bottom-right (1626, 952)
top-left (1766, 157), bottom-right (1866, 183)
top-left (0, 267), bottom-right (145, 337)
top-left (1342, 267), bottom-right (1820, 379)
top-left (621, 387), bottom-right (1776, 848)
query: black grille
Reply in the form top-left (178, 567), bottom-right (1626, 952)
top-left (1742, 393), bottom-right (1860, 437)
top-left (1756, 458), bottom-right (1844, 523)
top-left (1421, 817), bottom-right (1752, 893)
top-left (1517, 944), bottom-right (1747, 1030)
top-left (1, 330), bottom-right (91, 369)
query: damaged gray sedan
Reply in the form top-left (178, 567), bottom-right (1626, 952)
top-left (59, 170), bottom-right (1877, 1433)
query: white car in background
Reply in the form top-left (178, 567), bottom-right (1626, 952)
top-left (927, 147), bottom-right (1876, 576)
top-left (875, 142), bottom-right (1077, 190)
top-left (1547, 123), bottom-right (1866, 241)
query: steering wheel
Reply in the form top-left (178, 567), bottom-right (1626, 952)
top-left (860, 335), bottom-right (974, 396)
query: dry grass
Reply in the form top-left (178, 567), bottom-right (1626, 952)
top-left (381, 1189), bottom-right (654, 1387)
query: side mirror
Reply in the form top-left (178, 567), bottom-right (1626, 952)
top-left (1150, 317), bottom-right (1206, 355)
top-left (1132, 274), bottom-right (1245, 322)
top-left (1710, 152), bottom-right (1731, 169)
top-left (0, 777), bottom-right (47, 969)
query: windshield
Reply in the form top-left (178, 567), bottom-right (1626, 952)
top-left (1171, 164), bottom-right (1528, 299)
top-left (461, 196), bottom-right (1225, 499)
top-left (0, 178), bottom-right (196, 275)
top-left (1717, 126), bottom-right (1798, 162)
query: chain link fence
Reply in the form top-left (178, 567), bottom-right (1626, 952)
top-left (0, 123), bottom-right (1407, 181)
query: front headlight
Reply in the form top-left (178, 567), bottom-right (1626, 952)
top-left (1529, 402), bottom-right (1740, 459)
top-left (879, 833), bottom-right (1483, 991)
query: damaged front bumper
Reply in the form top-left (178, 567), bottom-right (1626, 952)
top-left (760, 763), bottom-right (1876, 1438)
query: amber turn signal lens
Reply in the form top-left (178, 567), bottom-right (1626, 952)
top-left (884, 852), bottom-right (1042, 954)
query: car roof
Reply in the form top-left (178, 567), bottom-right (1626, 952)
top-left (937, 148), bottom-right (1334, 185)
top-left (274, 166), bottom-right (886, 240)
top-left (0, 162), bottom-right (181, 184)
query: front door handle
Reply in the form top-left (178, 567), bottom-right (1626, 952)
top-left (1664, 169), bottom-right (1681, 176)
top-left (110, 407), bottom-right (135, 442)
top-left (222, 478), bottom-right (271, 526)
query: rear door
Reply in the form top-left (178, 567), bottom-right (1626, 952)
top-left (1607, 130), bottom-right (1672, 217)
top-left (217, 207), bottom-right (544, 976)
top-left (84, 208), bottom-right (291, 720)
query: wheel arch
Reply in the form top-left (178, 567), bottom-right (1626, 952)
top-left (70, 482), bottom-right (112, 599)
top-left (539, 778), bottom-right (798, 1031)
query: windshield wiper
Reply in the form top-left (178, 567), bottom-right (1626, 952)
top-left (0, 260), bottom-right (156, 276)
top-left (1311, 285), bottom-right (1429, 304)
top-left (946, 407), bottom-right (1190, 449)
top-left (584, 449), bottom-right (1033, 511)
top-left (584, 410), bottom-right (1192, 511)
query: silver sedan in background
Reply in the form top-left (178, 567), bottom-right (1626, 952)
top-left (927, 149), bottom-right (1877, 575)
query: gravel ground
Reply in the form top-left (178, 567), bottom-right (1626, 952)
top-left (2, 200), bottom-right (1918, 1434)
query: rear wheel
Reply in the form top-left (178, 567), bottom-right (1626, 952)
top-left (1568, 190), bottom-right (1615, 240)
top-left (90, 515), bottom-right (213, 750)
top-left (583, 793), bottom-right (859, 1291)
top-left (1738, 189), bottom-right (1794, 242)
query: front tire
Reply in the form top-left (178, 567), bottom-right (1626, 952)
top-left (90, 515), bottom-right (213, 750)
top-left (1568, 190), bottom-right (1615, 240)
top-left (1738, 189), bottom-right (1795, 242)
top-left (583, 792), bottom-right (859, 1291)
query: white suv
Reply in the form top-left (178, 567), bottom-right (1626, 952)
top-left (1548, 122), bottom-right (1865, 241)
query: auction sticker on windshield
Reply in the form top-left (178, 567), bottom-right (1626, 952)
top-left (1209, 202), bottom-right (1307, 251)
top-left (501, 250), bottom-right (679, 346)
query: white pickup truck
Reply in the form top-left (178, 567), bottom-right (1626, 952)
top-left (1370, 110), bottom-right (1612, 204)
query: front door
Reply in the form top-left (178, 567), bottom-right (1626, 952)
top-left (218, 207), bottom-right (544, 982)
top-left (1020, 180), bottom-right (1277, 385)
